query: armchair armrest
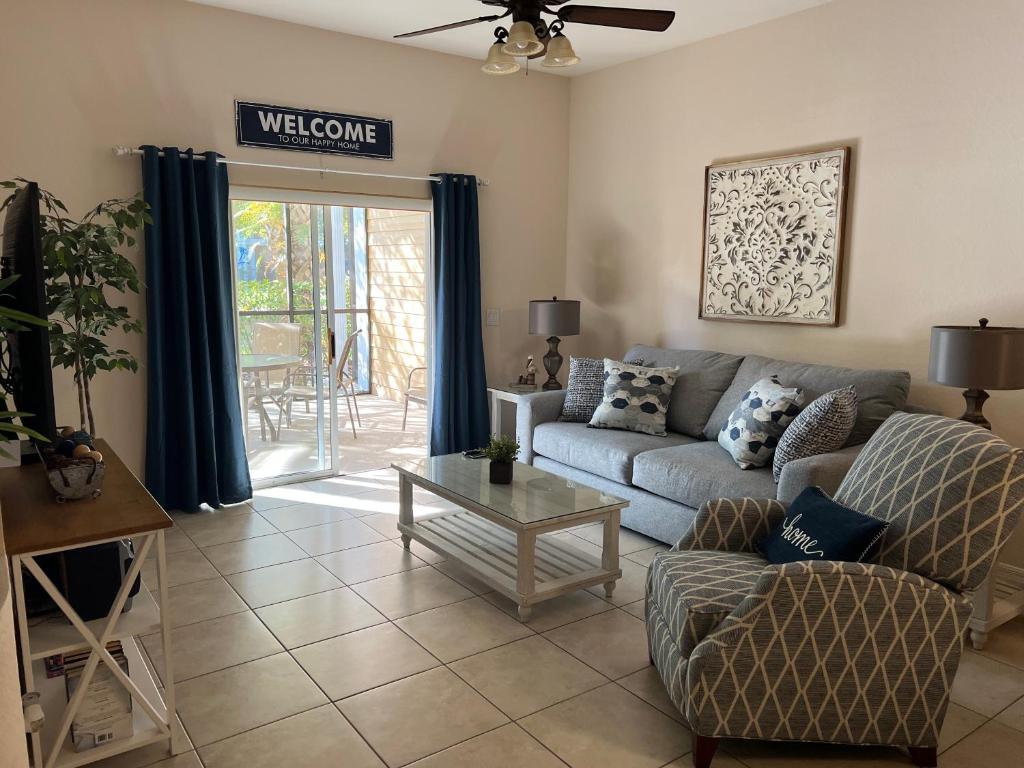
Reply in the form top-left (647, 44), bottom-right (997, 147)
top-left (516, 390), bottom-right (567, 464)
top-left (676, 498), bottom-right (788, 553)
top-left (686, 559), bottom-right (972, 747)
top-left (776, 444), bottom-right (863, 504)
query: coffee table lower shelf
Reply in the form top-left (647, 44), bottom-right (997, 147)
top-left (399, 510), bottom-right (621, 620)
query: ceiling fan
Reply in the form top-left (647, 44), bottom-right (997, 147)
top-left (394, 1), bottom-right (676, 75)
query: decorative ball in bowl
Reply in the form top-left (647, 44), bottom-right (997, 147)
top-left (483, 435), bottom-right (520, 485)
top-left (40, 427), bottom-right (105, 502)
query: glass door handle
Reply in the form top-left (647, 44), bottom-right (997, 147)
top-left (329, 328), bottom-right (336, 363)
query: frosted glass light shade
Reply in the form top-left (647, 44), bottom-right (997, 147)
top-left (482, 42), bottom-right (520, 75)
top-left (542, 34), bottom-right (579, 67)
top-left (502, 21), bottom-right (544, 57)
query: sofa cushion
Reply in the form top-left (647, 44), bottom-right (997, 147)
top-left (626, 345), bottom-right (744, 439)
top-left (702, 354), bottom-right (911, 446)
top-left (589, 359), bottom-right (679, 437)
top-left (773, 386), bottom-right (858, 481)
top-left (717, 375), bottom-right (805, 469)
top-left (633, 441), bottom-right (778, 508)
top-left (560, 356), bottom-right (605, 423)
top-left (647, 549), bottom-right (767, 658)
top-left (531, 422), bottom-right (695, 485)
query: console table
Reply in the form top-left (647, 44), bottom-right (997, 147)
top-left (0, 441), bottom-right (182, 768)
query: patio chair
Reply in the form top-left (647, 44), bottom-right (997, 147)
top-left (282, 329), bottom-right (363, 439)
top-left (335, 329), bottom-right (363, 438)
top-left (251, 321), bottom-right (302, 436)
top-left (645, 412), bottom-right (1024, 768)
top-left (402, 366), bottom-right (427, 431)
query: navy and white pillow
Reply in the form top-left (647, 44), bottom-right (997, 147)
top-left (758, 486), bottom-right (889, 564)
top-left (718, 375), bottom-right (805, 469)
top-left (773, 386), bottom-right (859, 481)
top-left (589, 359), bottom-right (679, 436)
top-left (560, 356), bottom-right (605, 422)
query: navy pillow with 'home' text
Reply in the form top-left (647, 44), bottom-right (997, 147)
top-left (758, 486), bottom-right (888, 565)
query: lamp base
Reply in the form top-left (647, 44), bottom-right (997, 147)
top-left (960, 388), bottom-right (991, 431)
top-left (542, 335), bottom-right (563, 390)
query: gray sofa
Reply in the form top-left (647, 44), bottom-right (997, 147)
top-left (517, 345), bottom-right (912, 545)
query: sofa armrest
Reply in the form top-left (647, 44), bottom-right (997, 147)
top-left (776, 444), bottom-right (863, 504)
top-left (685, 560), bottom-right (971, 746)
top-left (516, 390), bottom-right (567, 464)
top-left (676, 497), bottom-right (788, 553)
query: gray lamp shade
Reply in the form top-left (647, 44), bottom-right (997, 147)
top-left (529, 298), bottom-right (580, 337)
top-left (929, 323), bottom-right (1024, 390)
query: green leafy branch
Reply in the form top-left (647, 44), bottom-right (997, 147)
top-left (1, 178), bottom-right (150, 436)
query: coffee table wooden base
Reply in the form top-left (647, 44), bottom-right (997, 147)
top-left (396, 476), bottom-right (622, 621)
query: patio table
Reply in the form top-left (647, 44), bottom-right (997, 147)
top-left (240, 353), bottom-right (303, 441)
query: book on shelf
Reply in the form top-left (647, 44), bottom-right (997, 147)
top-left (46, 641), bottom-right (134, 751)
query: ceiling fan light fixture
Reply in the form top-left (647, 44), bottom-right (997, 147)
top-left (482, 41), bottom-right (521, 75)
top-left (502, 20), bottom-right (545, 57)
top-left (542, 32), bottom-right (579, 67)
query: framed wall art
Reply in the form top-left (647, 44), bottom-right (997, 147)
top-left (699, 146), bottom-right (850, 325)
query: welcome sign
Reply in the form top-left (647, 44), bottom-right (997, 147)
top-left (235, 101), bottom-right (393, 160)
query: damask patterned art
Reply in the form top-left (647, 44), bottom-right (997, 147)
top-left (699, 147), bottom-right (850, 325)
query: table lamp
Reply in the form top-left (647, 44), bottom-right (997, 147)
top-left (528, 297), bottom-right (580, 390)
top-left (929, 318), bottom-right (1024, 430)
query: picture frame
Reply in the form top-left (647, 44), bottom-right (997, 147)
top-left (698, 146), bottom-right (850, 326)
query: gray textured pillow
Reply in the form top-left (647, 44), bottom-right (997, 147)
top-left (773, 386), bottom-right (859, 481)
top-left (560, 356), bottom-right (605, 422)
top-left (589, 359), bottom-right (679, 437)
top-left (718, 375), bottom-right (805, 469)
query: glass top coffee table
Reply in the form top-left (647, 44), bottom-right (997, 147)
top-left (391, 454), bottom-right (628, 621)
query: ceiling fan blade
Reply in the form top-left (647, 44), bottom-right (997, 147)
top-left (394, 15), bottom-right (501, 39)
top-left (557, 5), bottom-right (675, 32)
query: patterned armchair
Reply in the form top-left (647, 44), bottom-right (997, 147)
top-left (645, 413), bottom-right (1024, 768)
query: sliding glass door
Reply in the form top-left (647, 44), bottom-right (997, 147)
top-left (232, 199), bottom-right (339, 485)
top-left (231, 190), bottom-right (431, 488)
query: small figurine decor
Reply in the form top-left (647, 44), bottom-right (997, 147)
top-left (483, 435), bottom-right (520, 484)
top-left (510, 356), bottom-right (539, 392)
top-left (41, 427), bottom-right (105, 501)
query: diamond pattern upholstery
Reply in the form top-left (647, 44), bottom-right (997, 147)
top-left (676, 497), bottom-right (788, 553)
top-left (647, 550), bottom-right (766, 659)
top-left (836, 412), bottom-right (1024, 591)
top-left (645, 413), bottom-right (1024, 753)
top-left (685, 560), bottom-right (971, 747)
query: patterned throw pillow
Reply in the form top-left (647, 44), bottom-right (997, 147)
top-left (589, 359), bottom-right (679, 437)
top-left (560, 356), bottom-right (605, 422)
top-left (718, 375), bottom-right (805, 469)
top-left (772, 386), bottom-right (858, 481)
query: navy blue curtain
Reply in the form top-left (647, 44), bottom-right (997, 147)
top-left (141, 147), bottom-right (252, 510)
top-left (429, 174), bottom-right (489, 455)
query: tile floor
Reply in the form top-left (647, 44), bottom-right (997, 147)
top-left (112, 469), bottom-right (1024, 768)
top-left (245, 394), bottom-right (428, 482)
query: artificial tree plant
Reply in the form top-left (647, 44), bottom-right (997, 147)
top-left (0, 273), bottom-right (50, 453)
top-left (1, 178), bottom-right (150, 436)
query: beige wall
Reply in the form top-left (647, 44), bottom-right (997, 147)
top-left (367, 208), bottom-right (428, 403)
top-left (0, 0), bottom-right (569, 475)
top-left (565, 0), bottom-right (1024, 559)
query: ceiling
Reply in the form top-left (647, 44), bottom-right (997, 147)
top-left (188, 0), bottom-right (833, 76)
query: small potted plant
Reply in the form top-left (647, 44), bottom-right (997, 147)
top-left (483, 435), bottom-right (520, 484)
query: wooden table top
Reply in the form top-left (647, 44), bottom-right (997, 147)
top-left (0, 439), bottom-right (172, 556)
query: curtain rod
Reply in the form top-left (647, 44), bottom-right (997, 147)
top-left (111, 146), bottom-right (489, 187)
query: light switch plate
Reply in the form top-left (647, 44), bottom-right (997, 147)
top-left (486, 308), bottom-right (500, 327)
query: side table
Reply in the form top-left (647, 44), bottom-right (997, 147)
top-left (1, 441), bottom-right (182, 768)
top-left (487, 385), bottom-right (538, 440)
